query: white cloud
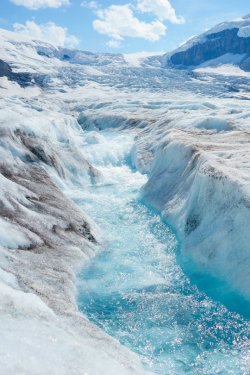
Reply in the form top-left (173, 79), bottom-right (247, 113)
top-left (81, 1), bottom-right (99, 8)
top-left (106, 40), bottom-right (121, 48)
top-left (136, 0), bottom-right (185, 23)
top-left (93, 4), bottom-right (166, 42)
top-left (10, 0), bottom-right (69, 10)
top-left (13, 21), bottom-right (79, 47)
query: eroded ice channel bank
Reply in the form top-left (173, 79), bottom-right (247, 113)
top-left (64, 132), bottom-right (250, 375)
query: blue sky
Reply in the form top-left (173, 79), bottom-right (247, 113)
top-left (0, 0), bottom-right (249, 53)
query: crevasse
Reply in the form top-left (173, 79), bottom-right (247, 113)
top-left (74, 131), bottom-right (250, 375)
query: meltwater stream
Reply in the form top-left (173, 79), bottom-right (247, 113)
top-left (68, 132), bottom-right (250, 374)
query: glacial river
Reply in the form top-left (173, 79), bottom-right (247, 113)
top-left (68, 132), bottom-right (250, 374)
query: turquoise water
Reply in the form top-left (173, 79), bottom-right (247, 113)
top-left (70, 132), bottom-right (250, 374)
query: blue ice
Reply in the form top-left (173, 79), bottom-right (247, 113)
top-left (73, 132), bottom-right (250, 374)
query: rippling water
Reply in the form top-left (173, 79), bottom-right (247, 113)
top-left (70, 132), bottom-right (250, 374)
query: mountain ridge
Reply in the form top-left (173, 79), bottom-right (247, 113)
top-left (165, 13), bottom-right (250, 70)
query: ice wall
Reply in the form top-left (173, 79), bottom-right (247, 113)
top-left (132, 119), bottom-right (250, 300)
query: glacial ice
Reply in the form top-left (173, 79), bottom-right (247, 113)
top-left (132, 125), bottom-right (250, 300)
top-left (1, 25), bottom-right (250, 375)
top-left (76, 132), bottom-right (250, 374)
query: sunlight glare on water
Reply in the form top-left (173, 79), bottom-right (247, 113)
top-left (68, 132), bottom-right (250, 374)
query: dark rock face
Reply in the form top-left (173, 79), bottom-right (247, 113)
top-left (0, 58), bottom-right (48, 88)
top-left (0, 59), bottom-right (12, 77)
top-left (171, 28), bottom-right (250, 66)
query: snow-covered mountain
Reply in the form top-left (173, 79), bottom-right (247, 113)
top-left (0, 28), bottom-right (164, 72)
top-left (165, 13), bottom-right (250, 71)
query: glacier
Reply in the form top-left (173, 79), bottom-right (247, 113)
top-left (0, 16), bottom-right (250, 374)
